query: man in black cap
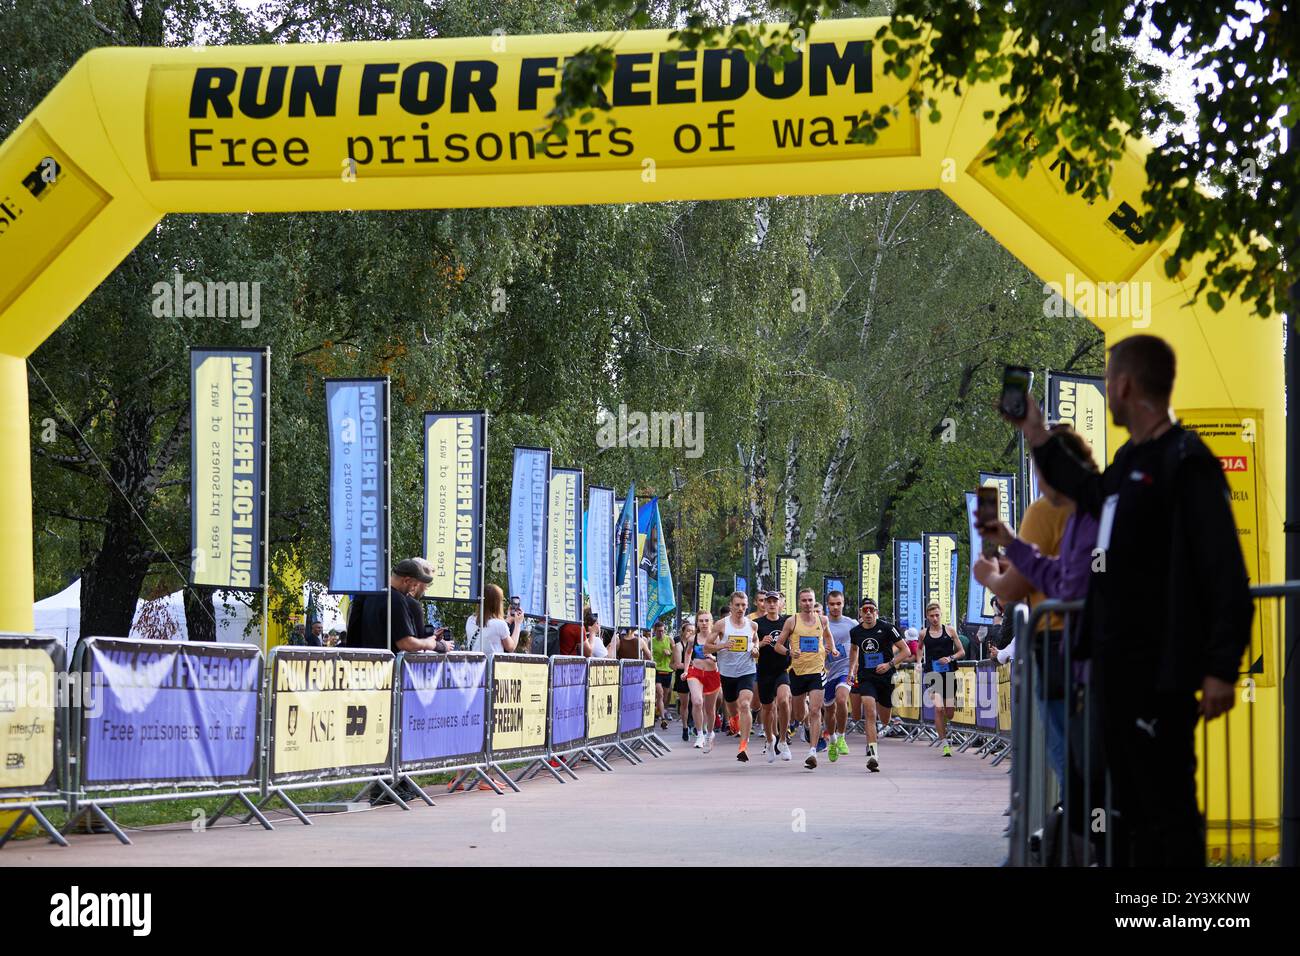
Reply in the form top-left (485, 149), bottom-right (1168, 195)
top-left (848, 597), bottom-right (911, 771)
top-left (354, 558), bottom-right (454, 654)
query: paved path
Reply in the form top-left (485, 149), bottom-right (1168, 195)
top-left (2, 730), bottom-right (1009, 866)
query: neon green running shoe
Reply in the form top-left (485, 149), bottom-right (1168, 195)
top-left (828, 739), bottom-right (840, 762)
top-left (942, 742), bottom-right (953, 757)
top-left (836, 737), bottom-right (850, 758)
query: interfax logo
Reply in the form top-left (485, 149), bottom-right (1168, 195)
top-left (50, 886), bottom-right (151, 936)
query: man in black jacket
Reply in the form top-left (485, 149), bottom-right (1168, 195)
top-left (1010, 334), bottom-right (1253, 866)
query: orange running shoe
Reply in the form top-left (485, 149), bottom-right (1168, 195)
top-left (729, 715), bottom-right (740, 735)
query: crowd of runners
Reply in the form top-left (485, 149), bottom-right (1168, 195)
top-left (649, 587), bottom-right (965, 771)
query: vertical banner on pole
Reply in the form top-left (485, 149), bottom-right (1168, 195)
top-left (613, 498), bottom-right (632, 630)
top-left (893, 539), bottom-right (923, 630)
top-left (586, 486), bottom-right (616, 631)
top-left (965, 492), bottom-right (993, 626)
top-left (922, 533), bottom-right (959, 628)
top-left (695, 571), bottom-right (716, 617)
top-left (508, 446), bottom-right (551, 618)
top-left (638, 498), bottom-right (675, 627)
top-left (949, 550), bottom-right (959, 631)
top-left (822, 574), bottom-right (846, 602)
top-left (734, 574), bottom-right (748, 601)
top-left (546, 467), bottom-right (584, 624)
top-left (978, 472), bottom-right (1016, 531)
top-left (190, 347), bottom-right (268, 589)
top-left (776, 555), bottom-right (799, 613)
top-left (857, 551), bottom-right (881, 608)
top-left (1047, 372), bottom-right (1108, 466)
top-left (325, 379), bottom-right (389, 594)
top-left (423, 411), bottom-right (487, 602)
top-left (635, 499), bottom-right (648, 629)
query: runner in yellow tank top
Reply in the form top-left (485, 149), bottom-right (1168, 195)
top-left (777, 587), bottom-right (839, 769)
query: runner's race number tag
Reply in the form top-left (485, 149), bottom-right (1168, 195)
top-left (728, 635), bottom-right (748, 653)
top-left (932, 660), bottom-right (950, 673)
top-left (799, 636), bottom-right (821, 654)
top-left (863, 652), bottom-right (884, 668)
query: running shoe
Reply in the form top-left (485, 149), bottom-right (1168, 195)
top-left (682, 726), bottom-right (689, 742)
top-left (786, 725), bottom-right (796, 743)
top-left (780, 744), bottom-right (792, 762)
top-left (693, 732), bottom-right (704, 750)
top-left (941, 742), bottom-right (953, 757)
top-left (766, 738), bottom-right (777, 763)
top-left (866, 750), bottom-right (880, 773)
top-left (836, 737), bottom-right (850, 758)
top-left (736, 741), bottom-right (749, 763)
top-left (828, 739), bottom-right (839, 762)
top-left (660, 718), bottom-right (669, 729)
top-left (804, 751), bottom-right (817, 769)
top-left (729, 715), bottom-right (739, 735)
top-left (704, 732), bottom-right (714, 754)
top-left (816, 736), bottom-right (828, 753)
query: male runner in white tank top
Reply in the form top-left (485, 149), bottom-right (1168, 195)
top-left (706, 592), bottom-right (760, 763)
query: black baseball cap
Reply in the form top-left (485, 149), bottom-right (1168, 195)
top-left (860, 597), bottom-right (878, 609)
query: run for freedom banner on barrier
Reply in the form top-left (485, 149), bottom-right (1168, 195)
top-left (921, 533), bottom-right (960, 628)
top-left (619, 659), bottom-right (644, 735)
top-left (1047, 372), bottom-right (1107, 466)
top-left (858, 551), bottom-right (881, 609)
top-left (326, 379), bottom-right (389, 594)
top-left (397, 653), bottom-right (487, 769)
top-left (586, 659), bottom-right (620, 743)
top-left (893, 539), bottom-right (923, 630)
top-left (269, 648), bottom-right (393, 783)
top-left (508, 446), bottom-right (551, 618)
top-left (190, 347), bottom-right (268, 590)
top-left (549, 657), bottom-right (587, 750)
top-left (694, 570), bottom-right (715, 617)
top-left (642, 662), bottom-right (655, 730)
top-left (586, 486), bottom-right (616, 631)
top-left (777, 554), bottom-right (799, 614)
top-left (424, 411), bottom-right (487, 603)
top-left (489, 655), bottom-right (548, 757)
top-left (81, 638), bottom-right (261, 788)
top-left (966, 492), bottom-right (993, 626)
top-left (0, 635), bottom-right (63, 796)
top-left (546, 467), bottom-right (583, 624)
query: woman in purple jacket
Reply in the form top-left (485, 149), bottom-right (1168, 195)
top-left (974, 425), bottom-right (1099, 785)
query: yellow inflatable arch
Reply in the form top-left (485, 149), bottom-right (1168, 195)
top-left (0, 19), bottom-right (1283, 854)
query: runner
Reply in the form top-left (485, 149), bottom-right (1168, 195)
top-left (683, 610), bottom-right (721, 752)
top-left (819, 590), bottom-right (855, 762)
top-left (849, 597), bottom-right (911, 771)
top-left (706, 592), bottom-right (760, 763)
top-left (672, 621), bottom-right (694, 741)
top-left (651, 619), bottom-right (674, 729)
top-left (919, 601), bottom-right (964, 756)
top-left (777, 587), bottom-right (838, 769)
top-left (754, 590), bottom-right (792, 762)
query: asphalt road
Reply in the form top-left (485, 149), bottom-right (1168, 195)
top-left (2, 728), bottom-right (1010, 867)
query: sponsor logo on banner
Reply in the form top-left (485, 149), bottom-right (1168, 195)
top-left (424, 412), bottom-right (485, 602)
top-left (326, 379), bottom-right (388, 593)
top-left (490, 658), bottom-right (548, 753)
top-left (1219, 456), bottom-right (1248, 472)
top-left (271, 651), bottom-right (392, 780)
top-left (83, 639), bottom-right (261, 786)
top-left (508, 447), bottom-right (550, 617)
top-left (190, 348), bottom-right (267, 589)
top-left (547, 468), bottom-right (583, 623)
top-left (586, 486), bottom-right (616, 631)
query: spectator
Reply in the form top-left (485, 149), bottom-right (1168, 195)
top-left (558, 608), bottom-right (593, 656)
top-left (308, 621), bottom-right (325, 647)
top-left (289, 623), bottom-right (307, 646)
top-left (1010, 334), bottom-right (1253, 867)
top-left (975, 424), bottom-right (1100, 786)
top-left (585, 620), bottom-right (608, 658)
top-left (471, 583), bottom-right (524, 657)
top-left (615, 626), bottom-right (651, 660)
top-left (356, 558), bottom-right (451, 654)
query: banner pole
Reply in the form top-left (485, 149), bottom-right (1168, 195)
top-left (385, 379), bottom-right (392, 663)
top-left (478, 412), bottom-right (488, 650)
top-left (260, 348), bottom-right (271, 655)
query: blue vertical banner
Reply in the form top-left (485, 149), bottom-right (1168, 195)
top-left (638, 498), bottom-right (676, 627)
top-left (508, 446), bottom-right (551, 617)
top-left (949, 549), bottom-right (959, 630)
top-left (326, 379), bottom-right (389, 594)
top-left (586, 486), bottom-right (616, 631)
top-left (423, 411), bottom-right (487, 602)
top-left (546, 467), bottom-right (584, 624)
top-left (822, 575), bottom-right (846, 602)
top-left (966, 492), bottom-right (993, 625)
top-left (614, 485), bottom-right (636, 585)
top-left (613, 498), bottom-right (632, 629)
top-left (893, 539), bottom-right (923, 630)
top-left (735, 575), bottom-right (748, 601)
top-left (190, 347), bottom-right (268, 590)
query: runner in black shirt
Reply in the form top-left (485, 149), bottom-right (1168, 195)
top-left (849, 598), bottom-right (911, 771)
top-left (754, 590), bottom-right (792, 763)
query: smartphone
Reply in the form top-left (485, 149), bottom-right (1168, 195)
top-left (999, 365), bottom-right (1033, 421)
top-left (509, 596), bottom-right (521, 610)
top-left (976, 486), bottom-right (1000, 557)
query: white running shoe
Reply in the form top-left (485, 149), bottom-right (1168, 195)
top-left (704, 732), bottom-right (714, 753)
top-left (693, 733), bottom-right (704, 749)
top-left (866, 747), bottom-right (880, 772)
top-left (805, 750), bottom-right (817, 769)
top-left (766, 738), bottom-right (777, 763)
top-left (780, 744), bottom-right (792, 761)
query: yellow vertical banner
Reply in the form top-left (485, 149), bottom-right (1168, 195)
top-left (857, 551), bottom-right (880, 608)
top-left (777, 555), bottom-right (799, 612)
top-left (922, 533), bottom-right (958, 627)
top-left (695, 570), bottom-right (715, 617)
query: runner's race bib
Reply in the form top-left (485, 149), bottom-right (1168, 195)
top-left (799, 636), bottom-right (820, 654)
top-left (728, 634), bottom-right (748, 653)
top-left (932, 660), bottom-right (950, 673)
top-left (863, 652), bottom-right (884, 668)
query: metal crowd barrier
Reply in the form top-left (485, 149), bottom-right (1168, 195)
top-left (1008, 583), bottom-right (1295, 867)
top-left (887, 661), bottom-right (1013, 759)
top-left (393, 651), bottom-right (496, 799)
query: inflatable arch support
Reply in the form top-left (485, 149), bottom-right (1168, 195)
top-left (0, 15), bottom-right (1282, 720)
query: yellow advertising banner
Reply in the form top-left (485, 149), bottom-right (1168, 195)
top-left (923, 533), bottom-right (957, 627)
top-left (893, 668), bottom-right (920, 721)
top-left (951, 668), bottom-right (976, 727)
top-left (490, 658), bottom-right (548, 752)
top-left (1049, 374), bottom-right (1108, 467)
top-left (777, 555), bottom-right (799, 613)
top-left (586, 660), bottom-right (620, 739)
top-left (857, 552), bottom-right (880, 608)
top-left (0, 647), bottom-right (57, 792)
top-left (642, 663), bottom-right (655, 730)
top-left (1179, 408), bottom-right (1272, 687)
top-left (271, 653), bottom-right (393, 778)
top-left (998, 663), bottom-right (1013, 732)
top-left (695, 570), bottom-right (715, 617)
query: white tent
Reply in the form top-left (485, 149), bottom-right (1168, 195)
top-left (32, 578), bottom-right (82, 658)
